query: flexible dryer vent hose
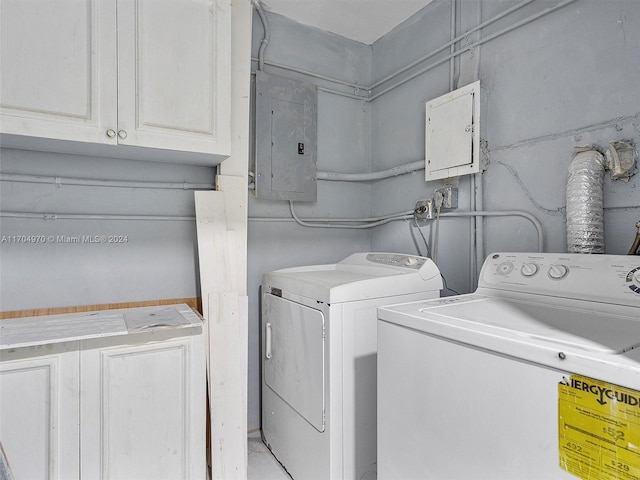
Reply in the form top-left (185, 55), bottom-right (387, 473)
top-left (566, 149), bottom-right (606, 254)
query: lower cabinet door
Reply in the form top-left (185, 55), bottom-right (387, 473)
top-left (0, 343), bottom-right (80, 480)
top-left (80, 329), bottom-right (206, 480)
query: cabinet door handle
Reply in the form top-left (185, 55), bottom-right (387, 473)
top-left (106, 129), bottom-right (116, 138)
top-left (265, 322), bottom-right (272, 359)
top-left (118, 130), bottom-right (127, 139)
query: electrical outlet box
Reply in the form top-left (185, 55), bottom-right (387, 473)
top-left (414, 199), bottom-right (434, 220)
top-left (438, 186), bottom-right (458, 209)
top-left (425, 81), bottom-right (480, 182)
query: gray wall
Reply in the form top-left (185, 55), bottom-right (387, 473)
top-left (0, 149), bottom-right (212, 311)
top-left (248, 0), bottom-right (640, 431)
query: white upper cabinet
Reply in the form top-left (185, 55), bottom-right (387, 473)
top-left (0, 0), bottom-right (117, 145)
top-left (0, 0), bottom-right (231, 164)
top-left (117, 0), bottom-right (230, 157)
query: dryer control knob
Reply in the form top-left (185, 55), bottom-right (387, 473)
top-left (549, 264), bottom-right (569, 280)
top-left (633, 270), bottom-right (640, 285)
top-left (405, 257), bottom-right (418, 266)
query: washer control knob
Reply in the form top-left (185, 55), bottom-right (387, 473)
top-left (634, 270), bottom-right (640, 285)
top-left (521, 263), bottom-right (539, 277)
top-left (549, 264), bottom-right (569, 280)
top-left (497, 262), bottom-right (514, 276)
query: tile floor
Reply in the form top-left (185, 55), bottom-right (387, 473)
top-left (248, 431), bottom-right (291, 480)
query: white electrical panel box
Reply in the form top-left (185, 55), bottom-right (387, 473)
top-left (425, 81), bottom-right (480, 181)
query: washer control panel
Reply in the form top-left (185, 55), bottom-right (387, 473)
top-left (480, 252), bottom-right (640, 305)
top-left (496, 259), bottom-right (570, 280)
top-left (626, 266), bottom-right (640, 294)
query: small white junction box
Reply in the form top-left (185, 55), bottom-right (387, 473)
top-left (425, 81), bottom-right (480, 181)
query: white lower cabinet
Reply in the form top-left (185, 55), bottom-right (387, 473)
top-left (80, 329), bottom-right (206, 480)
top-left (0, 343), bottom-right (80, 480)
top-left (0, 307), bottom-right (206, 480)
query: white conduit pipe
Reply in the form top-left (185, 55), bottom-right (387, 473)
top-left (250, 211), bottom-right (414, 223)
top-left (317, 161), bottom-right (424, 182)
top-left (289, 202), bottom-right (412, 229)
top-left (252, 59), bottom-right (367, 92)
top-left (473, 0), bottom-right (482, 81)
top-left (472, 1), bottom-right (484, 287)
top-left (439, 211), bottom-right (543, 252)
top-left (292, 209), bottom-right (414, 223)
top-left (449, 0), bottom-right (456, 92)
top-left (252, 0), bottom-right (270, 71)
top-left (0, 173), bottom-right (213, 190)
top-left (316, 86), bottom-right (370, 101)
top-left (1, 211), bottom-right (194, 221)
top-left (474, 173), bottom-right (485, 287)
top-left (470, 175), bottom-right (478, 288)
top-left (282, 205), bottom-right (544, 250)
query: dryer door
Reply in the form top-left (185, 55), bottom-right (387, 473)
top-left (263, 293), bottom-right (325, 432)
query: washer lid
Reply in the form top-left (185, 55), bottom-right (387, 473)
top-left (379, 294), bottom-right (640, 355)
top-left (262, 253), bottom-right (442, 303)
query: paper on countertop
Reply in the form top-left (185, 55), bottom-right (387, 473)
top-left (123, 306), bottom-right (198, 332)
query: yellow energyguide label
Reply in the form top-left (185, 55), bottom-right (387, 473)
top-left (559, 375), bottom-right (640, 480)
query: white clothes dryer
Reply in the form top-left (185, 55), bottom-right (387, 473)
top-left (378, 252), bottom-right (640, 480)
top-left (261, 253), bottom-right (443, 480)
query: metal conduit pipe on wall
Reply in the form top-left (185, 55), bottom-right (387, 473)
top-left (316, 161), bottom-right (424, 182)
top-left (0, 173), bottom-right (213, 190)
top-left (255, 206), bottom-right (544, 252)
top-left (288, 202), bottom-right (413, 229)
top-left (472, 1), bottom-right (485, 287)
top-left (440, 211), bottom-right (544, 252)
top-left (252, 0), bottom-right (270, 71)
top-left (247, 161), bottom-right (425, 188)
top-left (1, 211), bottom-right (195, 221)
top-left (1, 175), bottom-right (210, 220)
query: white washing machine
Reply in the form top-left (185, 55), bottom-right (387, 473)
top-left (377, 252), bottom-right (640, 480)
top-left (261, 253), bottom-right (443, 480)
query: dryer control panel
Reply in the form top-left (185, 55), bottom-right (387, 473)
top-left (479, 252), bottom-right (640, 306)
top-left (365, 253), bottom-right (426, 270)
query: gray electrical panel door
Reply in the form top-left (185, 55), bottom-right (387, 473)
top-left (255, 71), bottom-right (317, 201)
